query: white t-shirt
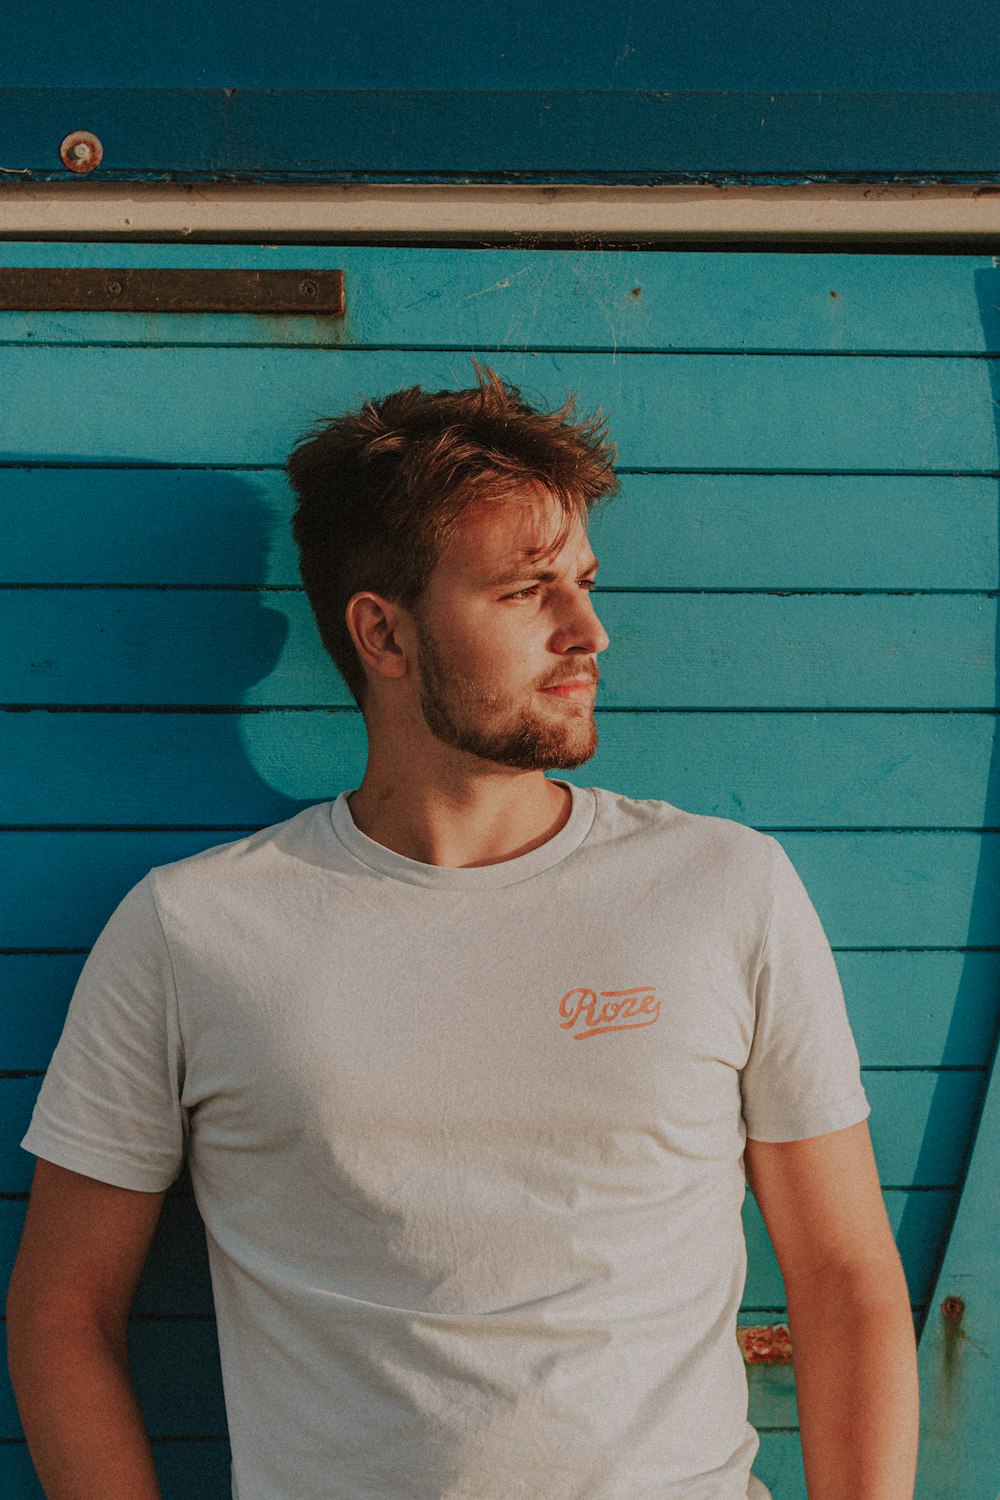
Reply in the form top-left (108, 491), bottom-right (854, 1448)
top-left (23, 782), bottom-right (870, 1500)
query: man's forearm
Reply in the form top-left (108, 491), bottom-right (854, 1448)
top-left (8, 1318), bottom-right (162, 1500)
top-left (787, 1260), bottom-right (919, 1500)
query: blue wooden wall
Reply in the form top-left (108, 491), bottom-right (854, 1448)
top-left (2, 0), bottom-right (999, 179)
top-left (2, 242), bottom-right (999, 1497)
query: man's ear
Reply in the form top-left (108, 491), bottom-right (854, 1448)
top-left (344, 592), bottom-right (413, 685)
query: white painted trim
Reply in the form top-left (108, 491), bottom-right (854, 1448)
top-left (2, 182), bottom-right (1000, 240)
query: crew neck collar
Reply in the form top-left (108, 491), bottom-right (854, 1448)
top-left (329, 779), bottom-right (597, 890)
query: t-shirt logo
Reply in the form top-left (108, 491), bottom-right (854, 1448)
top-left (557, 986), bottom-right (661, 1040)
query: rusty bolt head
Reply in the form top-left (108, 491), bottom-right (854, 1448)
top-left (60, 131), bottom-right (104, 174)
top-left (299, 279), bottom-right (319, 298)
top-left (106, 281), bottom-right (123, 296)
top-left (941, 1295), bottom-right (965, 1322)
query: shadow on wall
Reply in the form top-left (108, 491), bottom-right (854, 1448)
top-left (2, 454), bottom-right (369, 1492)
top-left (2, 457), bottom-right (370, 828)
top-left (899, 272), bottom-right (1000, 1340)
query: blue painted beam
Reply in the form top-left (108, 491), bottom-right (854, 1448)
top-left (4, 89), bottom-right (1000, 182)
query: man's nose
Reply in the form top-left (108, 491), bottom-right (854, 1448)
top-left (554, 588), bottom-right (611, 655)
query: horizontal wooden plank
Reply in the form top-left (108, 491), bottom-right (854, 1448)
top-left (0, 1069), bottom-right (982, 1195)
top-left (586, 473), bottom-right (1000, 590)
top-left (0, 1439), bottom-right (232, 1500)
top-left (834, 952), bottom-right (1000, 1068)
top-left (1, 349), bottom-right (998, 471)
top-left (2, 709), bottom-right (995, 829)
top-left (4, 0), bottom-right (992, 102)
top-left (1, 248), bottom-right (1000, 354)
top-left (6, 86), bottom-right (1000, 181)
top-left (0, 1185), bottom-right (952, 1321)
top-left (3, 592), bottom-right (995, 708)
top-left (4, 949), bottom-right (995, 1073)
top-left (778, 831), bottom-right (1000, 949)
top-left (4, 469), bottom-right (998, 590)
top-left (2, 830), bottom-right (997, 949)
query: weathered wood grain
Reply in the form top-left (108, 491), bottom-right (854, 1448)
top-left (1, 248), bottom-right (999, 355)
top-left (2, 348), bottom-right (998, 471)
top-left (3, 590), bottom-right (995, 708)
top-left (1, 709), bottom-right (995, 828)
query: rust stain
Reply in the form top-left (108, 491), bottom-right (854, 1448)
top-left (935, 1292), bottom-right (968, 1436)
top-left (738, 1324), bottom-right (793, 1364)
top-left (940, 1294), bottom-right (966, 1390)
top-left (941, 1294), bottom-right (965, 1323)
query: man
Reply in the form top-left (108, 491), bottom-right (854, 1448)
top-left (7, 365), bottom-right (918, 1499)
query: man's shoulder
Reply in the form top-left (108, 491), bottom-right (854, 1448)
top-left (590, 783), bottom-right (780, 870)
top-left (146, 800), bottom-right (335, 896)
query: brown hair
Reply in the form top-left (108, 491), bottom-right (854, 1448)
top-left (286, 360), bottom-right (620, 709)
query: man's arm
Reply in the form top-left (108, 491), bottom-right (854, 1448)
top-left (744, 1120), bottom-right (919, 1500)
top-left (6, 1158), bottom-right (167, 1500)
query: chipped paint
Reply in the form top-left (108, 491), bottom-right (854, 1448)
top-left (737, 1324), bottom-right (793, 1364)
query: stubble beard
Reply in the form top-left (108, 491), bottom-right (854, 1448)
top-left (414, 617), bottom-right (598, 772)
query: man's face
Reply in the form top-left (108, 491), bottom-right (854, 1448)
top-left (409, 489), bottom-right (610, 771)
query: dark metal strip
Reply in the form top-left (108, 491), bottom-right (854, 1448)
top-left (0, 268), bottom-right (345, 314)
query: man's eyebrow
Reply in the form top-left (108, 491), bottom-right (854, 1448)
top-left (485, 557), bottom-right (600, 587)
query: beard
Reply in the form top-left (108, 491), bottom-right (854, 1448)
top-left (413, 615), bottom-right (599, 772)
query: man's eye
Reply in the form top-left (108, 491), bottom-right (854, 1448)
top-left (503, 579), bottom-right (596, 601)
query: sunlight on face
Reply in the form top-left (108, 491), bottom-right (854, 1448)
top-left (412, 491), bottom-right (608, 771)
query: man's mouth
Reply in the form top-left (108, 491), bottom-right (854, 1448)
top-left (540, 678), bottom-right (596, 701)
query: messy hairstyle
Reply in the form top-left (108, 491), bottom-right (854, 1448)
top-left (286, 360), bottom-right (620, 709)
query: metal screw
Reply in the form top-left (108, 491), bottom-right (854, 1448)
top-left (59, 131), bottom-right (104, 174)
top-left (299, 279), bottom-right (318, 298)
top-left (942, 1295), bottom-right (965, 1322)
top-left (106, 281), bottom-right (122, 296)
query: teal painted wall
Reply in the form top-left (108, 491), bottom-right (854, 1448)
top-left (1, 243), bottom-right (998, 1497)
top-left (1, 0), bottom-right (999, 179)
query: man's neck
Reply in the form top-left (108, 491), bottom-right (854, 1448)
top-left (345, 772), bottom-right (572, 869)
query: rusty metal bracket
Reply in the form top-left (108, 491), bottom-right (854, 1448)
top-left (0, 267), bottom-right (345, 314)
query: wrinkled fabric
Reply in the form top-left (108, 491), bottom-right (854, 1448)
top-left (25, 781), bottom-right (867, 1499)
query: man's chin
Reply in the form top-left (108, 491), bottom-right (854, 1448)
top-left (495, 723), bottom-right (599, 773)
top-left (421, 696), bottom-right (598, 771)
top-left (544, 737), bottom-right (599, 772)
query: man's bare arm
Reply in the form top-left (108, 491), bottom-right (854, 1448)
top-left (6, 1159), bottom-right (167, 1500)
top-left (744, 1120), bottom-right (919, 1500)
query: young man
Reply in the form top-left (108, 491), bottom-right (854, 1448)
top-left (7, 366), bottom-right (918, 1500)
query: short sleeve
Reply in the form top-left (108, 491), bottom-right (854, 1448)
top-left (21, 874), bottom-right (187, 1191)
top-left (740, 839), bottom-right (870, 1143)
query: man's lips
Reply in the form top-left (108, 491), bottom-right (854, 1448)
top-left (540, 679), bottom-right (596, 701)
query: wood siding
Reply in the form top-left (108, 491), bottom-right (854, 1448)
top-left (1, 244), bottom-right (997, 1498)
